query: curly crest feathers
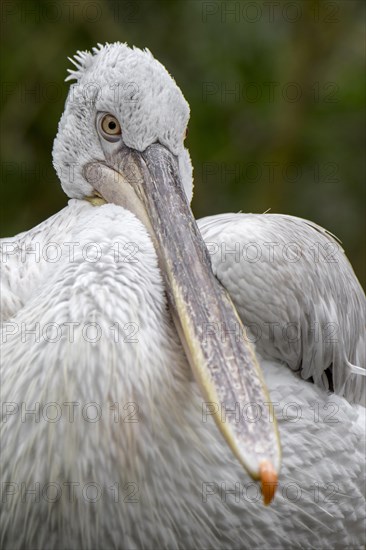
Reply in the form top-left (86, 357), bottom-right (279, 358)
top-left (65, 43), bottom-right (106, 82)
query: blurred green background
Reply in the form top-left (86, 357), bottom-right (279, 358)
top-left (1, 0), bottom-right (365, 287)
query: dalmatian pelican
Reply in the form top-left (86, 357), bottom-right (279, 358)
top-left (1, 43), bottom-right (365, 550)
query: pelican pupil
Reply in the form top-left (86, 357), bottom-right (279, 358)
top-left (109, 121), bottom-right (116, 130)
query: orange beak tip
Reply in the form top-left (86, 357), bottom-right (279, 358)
top-left (260, 460), bottom-right (278, 506)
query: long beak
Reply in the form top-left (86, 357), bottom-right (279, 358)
top-left (83, 143), bottom-right (281, 504)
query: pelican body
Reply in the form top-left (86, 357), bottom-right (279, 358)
top-left (1, 43), bottom-right (365, 550)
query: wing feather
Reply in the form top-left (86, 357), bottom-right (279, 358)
top-left (198, 213), bottom-right (366, 405)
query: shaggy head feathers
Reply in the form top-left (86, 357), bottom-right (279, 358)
top-left (53, 42), bottom-right (193, 201)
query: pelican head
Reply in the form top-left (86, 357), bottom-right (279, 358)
top-left (53, 43), bottom-right (193, 203)
top-left (52, 42), bottom-right (280, 503)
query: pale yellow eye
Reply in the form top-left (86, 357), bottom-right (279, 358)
top-left (101, 114), bottom-right (121, 136)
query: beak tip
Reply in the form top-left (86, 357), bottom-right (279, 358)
top-left (260, 460), bottom-right (278, 506)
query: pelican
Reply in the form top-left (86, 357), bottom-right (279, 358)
top-left (1, 43), bottom-right (365, 550)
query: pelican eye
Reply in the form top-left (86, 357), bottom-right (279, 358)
top-left (98, 113), bottom-right (121, 142)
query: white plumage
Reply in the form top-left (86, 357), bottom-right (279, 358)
top-left (198, 213), bottom-right (365, 405)
top-left (1, 43), bottom-right (365, 549)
